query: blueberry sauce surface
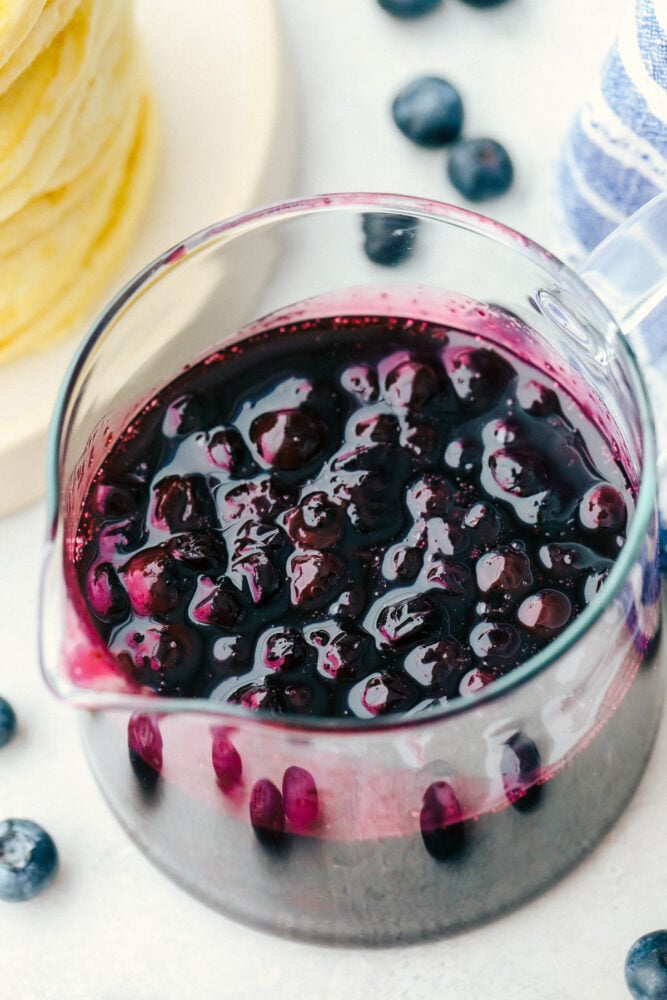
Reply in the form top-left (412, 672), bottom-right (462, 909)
top-left (75, 315), bottom-right (630, 719)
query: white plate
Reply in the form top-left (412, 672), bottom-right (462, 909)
top-left (0, 0), bottom-right (295, 516)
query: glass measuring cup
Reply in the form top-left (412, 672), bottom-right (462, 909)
top-left (39, 192), bottom-right (665, 944)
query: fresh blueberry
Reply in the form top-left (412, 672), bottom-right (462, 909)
top-left (447, 138), bottom-right (514, 201)
top-left (625, 929), bottom-right (667, 999)
top-left (377, 0), bottom-right (441, 16)
top-left (362, 213), bottom-right (419, 266)
top-left (0, 697), bottom-right (17, 748)
top-left (0, 819), bottom-right (58, 901)
top-left (392, 76), bottom-right (464, 147)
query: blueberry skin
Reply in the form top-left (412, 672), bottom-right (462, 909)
top-left (625, 931), bottom-right (667, 999)
top-left (362, 213), bottom-right (419, 266)
top-left (447, 138), bottom-right (514, 201)
top-left (378, 0), bottom-right (441, 17)
top-left (392, 76), bottom-right (464, 147)
top-left (0, 697), bottom-right (16, 748)
top-left (0, 819), bottom-right (58, 902)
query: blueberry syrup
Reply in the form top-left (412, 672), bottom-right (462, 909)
top-left (72, 311), bottom-right (663, 943)
top-left (74, 314), bottom-right (631, 719)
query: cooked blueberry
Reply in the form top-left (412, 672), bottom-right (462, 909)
top-left (231, 550), bottom-right (280, 605)
top-left (113, 623), bottom-right (202, 694)
top-left (339, 363), bottom-right (379, 402)
top-left (352, 411), bottom-right (400, 445)
top-left (501, 731), bottom-right (542, 811)
top-left (86, 562), bottom-right (129, 621)
top-left (444, 437), bottom-right (479, 475)
top-left (359, 671), bottom-right (412, 716)
top-left (260, 628), bottom-right (308, 672)
top-left (475, 547), bottom-right (533, 599)
top-left (162, 393), bottom-right (208, 436)
top-left (285, 493), bottom-right (344, 549)
top-left (0, 698), bottom-right (16, 748)
top-left (404, 639), bottom-right (470, 694)
top-left (362, 213), bottom-right (418, 266)
top-left (249, 778), bottom-right (285, 847)
top-left (385, 359), bottom-right (440, 410)
top-left (444, 346), bottom-right (515, 408)
top-left (222, 477), bottom-right (294, 523)
top-left (419, 781), bottom-right (464, 861)
top-left (231, 682), bottom-right (283, 714)
top-left (406, 474), bottom-right (453, 518)
top-left (121, 545), bottom-right (186, 617)
top-left (211, 634), bottom-right (252, 673)
top-left (578, 483), bottom-right (627, 532)
top-left (463, 502), bottom-right (501, 545)
top-left (470, 621), bottom-right (520, 660)
top-left (282, 766), bottom-right (319, 831)
top-left (211, 729), bottom-right (243, 792)
top-left (374, 594), bottom-right (440, 648)
top-left (167, 532), bottom-right (227, 573)
top-left (459, 667), bottom-right (496, 696)
top-left (517, 590), bottom-right (571, 636)
top-left (401, 419), bottom-right (440, 463)
top-left (625, 929), bottom-right (667, 999)
top-left (288, 550), bottom-right (346, 609)
top-left (0, 819), bottom-right (58, 902)
top-left (282, 684), bottom-right (314, 714)
top-left (377, 0), bottom-right (441, 16)
top-left (425, 559), bottom-right (471, 597)
top-left (489, 448), bottom-right (547, 496)
top-left (383, 543), bottom-right (423, 582)
top-left (128, 713), bottom-right (163, 792)
top-left (151, 474), bottom-right (217, 532)
top-left (538, 541), bottom-right (602, 578)
top-left (316, 629), bottom-right (367, 680)
top-left (328, 587), bottom-right (367, 619)
top-left (93, 477), bottom-right (145, 519)
top-left (516, 380), bottom-right (560, 416)
top-left (425, 517), bottom-right (468, 558)
top-left (249, 407), bottom-right (326, 471)
top-left (191, 579), bottom-right (243, 628)
top-left (447, 138), bottom-right (514, 201)
top-left (392, 76), bottom-right (463, 147)
top-left (204, 426), bottom-right (247, 473)
top-left (234, 517), bottom-right (285, 555)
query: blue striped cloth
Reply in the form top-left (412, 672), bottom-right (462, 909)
top-left (557, 0), bottom-right (667, 568)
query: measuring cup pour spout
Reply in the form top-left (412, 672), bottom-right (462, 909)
top-left (575, 191), bottom-right (667, 334)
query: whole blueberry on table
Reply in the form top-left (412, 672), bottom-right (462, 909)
top-left (0, 696), bottom-right (16, 747)
top-left (362, 213), bottom-right (419, 266)
top-left (392, 76), bottom-right (464, 147)
top-left (0, 819), bottom-right (58, 902)
top-left (625, 930), bottom-right (667, 999)
top-left (377, 0), bottom-right (442, 17)
top-left (447, 138), bottom-right (514, 201)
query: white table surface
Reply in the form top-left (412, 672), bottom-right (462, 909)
top-left (4, 1), bottom-right (666, 998)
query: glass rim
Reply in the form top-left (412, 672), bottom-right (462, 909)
top-left (42, 191), bottom-right (658, 734)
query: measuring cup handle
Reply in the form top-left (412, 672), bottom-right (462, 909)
top-left (574, 191), bottom-right (667, 333)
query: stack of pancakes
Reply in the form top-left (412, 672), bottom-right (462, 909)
top-left (0, 0), bottom-right (156, 363)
